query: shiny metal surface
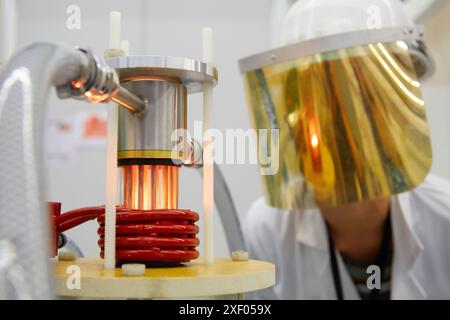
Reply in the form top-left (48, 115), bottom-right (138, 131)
top-left (242, 40), bottom-right (432, 209)
top-left (239, 26), bottom-right (431, 77)
top-left (112, 86), bottom-right (147, 115)
top-left (106, 55), bottom-right (218, 94)
top-left (118, 79), bottom-right (187, 160)
top-left (110, 55), bottom-right (219, 161)
top-left (56, 48), bottom-right (147, 114)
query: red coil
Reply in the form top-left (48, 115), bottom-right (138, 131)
top-left (97, 209), bottom-right (200, 264)
top-left (52, 205), bottom-right (200, 265)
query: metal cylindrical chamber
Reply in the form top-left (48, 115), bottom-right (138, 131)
top-left (106, 55), bottom-right (218, 210)
top-left (118, 78), bottom-right (187, 163)
top-left (106, 55), bottom-right (218, 165)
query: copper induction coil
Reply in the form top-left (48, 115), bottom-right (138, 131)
top-left (121, 164), bottom-right (179, 210)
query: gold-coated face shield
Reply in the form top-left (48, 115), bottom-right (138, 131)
top-left (239, 27), bottom-right (434, 209)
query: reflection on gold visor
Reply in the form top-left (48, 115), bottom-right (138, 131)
top-left (242, 41), bottom-right (432, 209)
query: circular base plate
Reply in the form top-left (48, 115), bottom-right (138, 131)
top-left (53, 257), bottom-right (275, 299)
top-left (106, 55), bottom-right (218, 94)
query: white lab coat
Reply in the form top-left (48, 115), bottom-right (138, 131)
top-left (244, 175), bottom-right (450, 299)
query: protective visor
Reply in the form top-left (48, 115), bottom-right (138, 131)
top-left (239, 26), bottom-right (434, 209)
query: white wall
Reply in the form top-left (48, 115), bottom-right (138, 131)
top-left (17, 0), bottom-right (270, 257)
top-left (421, 1), bottom-right (450, 180)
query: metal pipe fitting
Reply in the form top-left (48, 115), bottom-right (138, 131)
top-left (55, 48), bottom-right (147, 115)
top-left (182, 139), bottom-right (203, 168)
top-left (112, 86), bottom-right (147, 115)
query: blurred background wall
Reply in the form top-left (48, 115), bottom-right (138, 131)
top-left (10, 0), bottom-right (450, 257)
top-left (421, 0), bottom-right (450, 180)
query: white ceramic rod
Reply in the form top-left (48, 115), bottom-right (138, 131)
top-left (0, 0), bottom-right (17, 66)
top-left (202, 27), bottom-right (214, 265)
top-left (104, 11), bottom-right (122, 270)
top-left (109, 11), bottom-right (121, 50)
top-left (120, 40), bottom-right (130, 56)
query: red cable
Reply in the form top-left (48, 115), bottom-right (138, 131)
top-left (53, 205), bottom-right (200, 264)
top-left (97, 224), bottom-right (198, 235)
top-left (54, 206), bottom-right (105, 225)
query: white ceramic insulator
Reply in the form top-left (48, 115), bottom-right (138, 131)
top-left (202, 27), bottom-right (213, 64)
top-left (58, 251), bottom-right (77, 261)
top-left (231, 250), bottom-right (249, 262)
top-left (104, 11), bottom-right (123, 270)
top-left (202, 27), bottom-right (214, 265)
top-left (121, 264), bottom-right (146, 277)
top-left (109, 11), bottom-right (122, 50)
top-left (0, 0), bottom-right (17, 67)
top-left (120, 40), bottom-right (130, 56)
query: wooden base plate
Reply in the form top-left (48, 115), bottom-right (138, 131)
top-left (53, 257), bottom-right (275, 299)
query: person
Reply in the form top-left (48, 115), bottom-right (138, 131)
top-left (239, 0), bottom-right (450, 299)
top-left (245, 175), bottom-right (450, 299)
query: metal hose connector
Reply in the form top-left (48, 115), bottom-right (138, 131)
top-left (55, 48), bottom-right (146, 115)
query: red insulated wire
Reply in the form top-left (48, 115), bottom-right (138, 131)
top-left (54, 206), bottom-right (105, 225)
top-left (98, 236), bottom-right (199, 248)
top-left (97, 224), bottom-right (198, 236)
top-left (96, 209), bottom-right (200, 223)
top-left (54, 205), bottom-right (200, 264)
top-left (101, 249), bottom-right (199, 262)
top-left (59, 215), bottom-right (98, 233)
top-left (97, 209), bottom-right (200, 263)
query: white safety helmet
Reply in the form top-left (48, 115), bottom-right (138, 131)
top-left (281, 0), bottom-right (434, 79)
top-left (282, 0), bottom-right (413, 44)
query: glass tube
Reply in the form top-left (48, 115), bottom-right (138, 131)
top-left (121, 164), bottom-right (179, 210)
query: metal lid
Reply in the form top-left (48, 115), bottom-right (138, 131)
top-left (106, 55), bottom-right (218, 94)
top-left (239, 26), bottom-right (426, 73)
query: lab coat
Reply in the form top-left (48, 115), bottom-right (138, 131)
top-left (244, 175), bottom-right (450, 299)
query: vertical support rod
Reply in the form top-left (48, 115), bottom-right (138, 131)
top-left (104, 11), bottom-right (122, 270)
top-left (0, 0), bottom-right (17, 68)
top-left (202, 27), bottom-right (214, 265)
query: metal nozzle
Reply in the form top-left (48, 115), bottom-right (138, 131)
top-left (111, 86), bottom-right (146, 115)
top-left (56, 48), bottom-right (146, 115)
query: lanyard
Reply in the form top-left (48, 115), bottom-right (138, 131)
top-left (326, 210), bottom-right (392, 300)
